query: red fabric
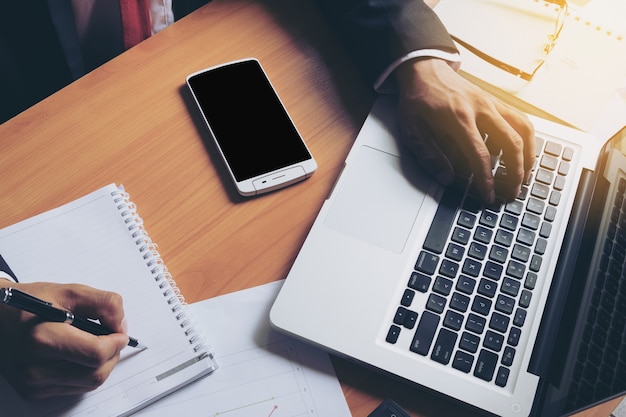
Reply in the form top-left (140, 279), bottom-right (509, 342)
top-left (119, 0), bottom-right (152, 50)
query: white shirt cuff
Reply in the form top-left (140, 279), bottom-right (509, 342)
top-left (374, 49), bottom-right (461, 93)
top-left (0, 272), bottom-right (16, 282)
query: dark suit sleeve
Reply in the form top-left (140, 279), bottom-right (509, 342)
top-left (316, 0), bottom-right (458, 87)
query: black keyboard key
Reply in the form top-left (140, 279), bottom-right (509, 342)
top-left (446, 243), bottom-right (465, 261)
top-left (530, 255), bottom-right (543, 272)
top-left (459, 331), bottom-right (480, 353)
top-left (495, 294), bottom-right (516, 315)
top-left (563, 146), bottom-right (574, 161)
top-left (458, 211), bottom-right (477, 229)
top-left (408, 271), bottom-right (431, 292)
top-left (386, 325), bottom-right (401, 344)
top-left (426, 293), bottom-right (447, 313)
top-left (450, 292), bottom-right (470, 312)
top-left (443, 310), bottom-right (464, 331)
top-left (415, 251), bottom-right (439, 275)
top-left (472, 296), bottom-right (492, 316)
top-left (512, 244), bottom-right (531, 262)
top-left (393, 307), bottom-right (407, 325)
top-left (431, 328), bottom-right (458, 365)
top-left (474, 226), bottom-right (493, 244)
top-left (544, 141), bottom-right (562, 157)
top-left (466, 313), bottom-right (487, 334)
top-left (495, 229), bottom-right (514, 247)
top-left (495, 366), bottom-right (510, 387)
top-left (525, 272), bottom-right (537, 290)
top-left (489, 312), bottom-right (510, 333)
top-left (513, 308), bottom-right (527, 327)
top-left (489, 245), bottom-right (509, 263)
top-left (527, 198), bottom-right (545, 215)
top-left (501, 277), bottom-right (521, 297)
top-left (519, 290), bottom-right (533, 308)
top-left (536, 168), bottom-right (554, 185)
top-left (540, 154), bottom-right (559, 171)
top-left (554, 176), bottom-right (566, 191)
top-left (462, 258), bottom-right (482, 277)
top-left (483, 261), bottom-right (503, 280)
top-left (499, 213), bottom-right (518, 231)
top-left (457, 275), bottom-right (477, 294)
top-left (469, 242), bottom-right (488, 260)
top-left (508, 327), bottom-right (521, 346)
top-left (531, 183), bottom-right (550, 200)
top-left (518, 186), bottom-right (529, 200)
top-left (505, 200), bottom-right (524, 216)
top-left (522, 212), bottom-right (541, 230)
top-left (506, 260), bottom-right (526, 279)
top-left (433, 276), bottom-right (454, 296)
top-left (478, 278), bottom-right (497, 298)
top-left (502, 346), bottom-right (516, 367)
top-left (439, 259), bottom-right (459, 278)
top-left (411, 311), bottom-right (440, 355)
top-left (517, 228), bottom-right (536, 246)
top-left (480, 211), bottom-right (498, 228)
top-left (401, 289), bottom-right (415, 307)
top-left (423, 187), bottom-right (464, 254)
top-left (474, 349), bottom-right (498, 381)
top-left (452, 227), bottom-right (471, 245)
top-left (453, 351), bottom-right (474, 373)
top-left (540, 222), bottom-right (552, 238)
top-left (535, 238), bottom-right (548, 255)
top-left (404, 310), bottom-right (419, 329)
top-left (484, 330), bottom-right (505, 352)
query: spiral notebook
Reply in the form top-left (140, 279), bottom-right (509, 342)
top-left (0, 184), bottom-right (218, 417)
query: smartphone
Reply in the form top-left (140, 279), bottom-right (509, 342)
top-left (186, 58), bottom-right (317, 196)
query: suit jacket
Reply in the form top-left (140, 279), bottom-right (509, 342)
top-left (316, 0), bottom-right (459, 87)
top-left (0, 0), bottom-right (211, 123)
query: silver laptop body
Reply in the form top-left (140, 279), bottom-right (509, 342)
top-left (271, 95), bottom-right (625, 416)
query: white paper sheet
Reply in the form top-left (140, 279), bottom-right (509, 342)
top-left (135, 280), bottom-right (352, 417)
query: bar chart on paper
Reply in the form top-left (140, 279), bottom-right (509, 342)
top-left (135, 281), bottom-right (351, 417)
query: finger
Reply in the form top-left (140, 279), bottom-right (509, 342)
top-left (16, 355), bottom-right (121, 399)
top-left (497, 103), bottom-right (536, 178)
top-left (399, 116), bottom-right (455, 185)
top-left (485, 129), bottom-right (524, 200)
top-left (58, 284), bottom-right (127, 333)
top-left (29, 321), bottom-right (128, 368)
top-left (451, 123), bottom-right (495, 204)
top-left (477, 108), bottom-right (532, 201)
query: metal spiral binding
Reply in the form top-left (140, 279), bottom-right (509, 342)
top-left (111, 185), bottom-right (211, 354)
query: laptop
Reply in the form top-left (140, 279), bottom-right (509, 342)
top-left (270, 95), bottom-right (626, 416)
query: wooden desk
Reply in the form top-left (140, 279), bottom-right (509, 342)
top-left (0, 0), bottom-right (620, 415)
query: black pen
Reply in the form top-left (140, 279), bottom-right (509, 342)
top-left (0, 287), bottom-right (147, 350)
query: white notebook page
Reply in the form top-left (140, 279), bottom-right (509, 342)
top-left (0, 184), bottom-right (217, 417)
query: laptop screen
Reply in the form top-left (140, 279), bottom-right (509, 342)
top-left (533, 129), bottom-right (626, 416)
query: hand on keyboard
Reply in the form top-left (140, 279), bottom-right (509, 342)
top-left (395, 58), bottom-right (535, 204)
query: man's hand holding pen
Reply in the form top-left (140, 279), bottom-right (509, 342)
top-left (0, 282), bottom-right (130, 399)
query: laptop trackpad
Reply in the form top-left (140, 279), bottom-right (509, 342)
top-left (324, 145), bottom-right (431, 253)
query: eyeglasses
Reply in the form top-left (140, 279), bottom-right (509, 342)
top-left (451, 0), bottom-right (569, 82)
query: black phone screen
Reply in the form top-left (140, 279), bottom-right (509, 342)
top-left (187, 60), bottom-right (312, 181)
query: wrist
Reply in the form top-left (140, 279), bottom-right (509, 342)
top-left (396, 58), bottom-right (451, 86)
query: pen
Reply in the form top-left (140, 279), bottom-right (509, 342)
top-left (0, 287), bottom-right (147, 350)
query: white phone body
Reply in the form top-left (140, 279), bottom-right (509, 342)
top-left (186, 58), bottom-right (317, 196)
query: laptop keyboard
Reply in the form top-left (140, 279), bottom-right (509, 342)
top-left (385, 136), bottom-right (575, 388)
top-left (566, 176), bottom-right (626, 410)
